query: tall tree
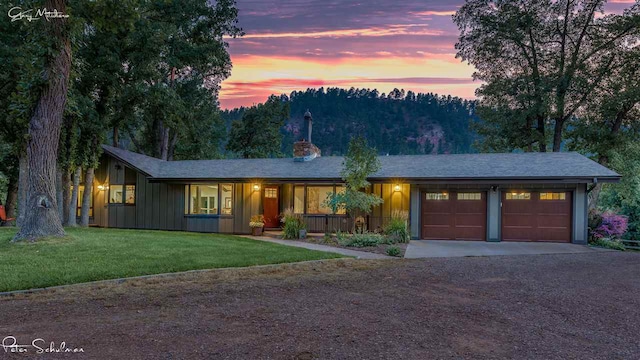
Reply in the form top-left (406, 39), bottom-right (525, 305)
top-left (226, 95), bottom-right (290, 158)
top-left (454, 0), bottom-right (640, 152)
top-left (14, 0), bottom-right (72, 241)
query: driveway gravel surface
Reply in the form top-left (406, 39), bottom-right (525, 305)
top-left (0, 252), bottom-right (638, 359)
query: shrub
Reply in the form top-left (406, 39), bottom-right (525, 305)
top-left (339, 232), bottom-right (384, 247)
top-left (589, 210), bottom-right (628, 241)
top-left (281, 208), bottom-right (306, 239)
top-left (386, 246), bottom-right (401, 257)
top-left (590, 238), bottom-right (626, 251)
top-left (249, 214), bottom-right (265, 228)
top-left (384, 210), bottom-right (410, 243)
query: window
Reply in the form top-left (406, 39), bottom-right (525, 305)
top-left (189, 184), bottom-right (218, 214)
top-left (221, 184), bottom-right (233, 215)
top-left (76, 185), bottom-right (93, 217)
top-left (294, 186), bottom-right (304, 214)
top-left (110, 185), bottom-right (124, 203)
top-left (307, 186), bottom-right (334, 214)
top-left (265, 188), bottom-right (277, 198)
top-left (425, 192), bottom-right (449, 200)
top-left (457, 192), bottom-right (482, 200)
top-left (540, 192), bottom-right (566, 200)
top-left (125, 185), bottom-right (136, 204)
top-left (184, 184), bottom-right (234, 215)
top-left (294, 185), bottom-right (346, 215)
top-left (506, 192), bottom-right (531, 200)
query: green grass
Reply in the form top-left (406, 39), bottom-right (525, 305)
top-left (0, 227), bottom-right (343, 292)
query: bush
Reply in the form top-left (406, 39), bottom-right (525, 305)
top-left (590, 238), bottom-right (626, 251)
top-left (589, 210), bottom-right (628, 241)
top-left (384, 210), bottom-right (410, 243)
top-left (386, 246), bottom-right (401, 257)
top-left (249, 214), bottom-right (265, 228)
top-left (339, 232), bottom-right (384, 247)
top-left (281, 208), bottom-right (306, 239)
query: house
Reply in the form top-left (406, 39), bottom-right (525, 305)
top-left (85, 134), bottom-right (620, 244)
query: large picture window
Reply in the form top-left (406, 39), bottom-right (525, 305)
top-left (294, 185), bottom-right (346, 215)
top-left (184, 184), bottom-right (233, 215)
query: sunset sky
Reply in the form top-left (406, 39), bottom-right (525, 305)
top-left (218, 0), bottom-right (634, 109)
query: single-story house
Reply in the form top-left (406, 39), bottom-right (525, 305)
top-left (83, 138), bottom-right (620, 244)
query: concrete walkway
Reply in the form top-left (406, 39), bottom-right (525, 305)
top-left (243, 236), bottom-right (393, 259)
top-left (405, 240), bottom-right (611, 258)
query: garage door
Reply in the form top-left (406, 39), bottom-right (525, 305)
top-left (421, 191), bottom-right (486, 240)
top-left (501, 191), bottom-right (572, 242)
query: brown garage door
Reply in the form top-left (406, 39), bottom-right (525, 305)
top-left (501, 191), bottom-right (572, 242)
top-left (421, 191), bottom-right (486, 240)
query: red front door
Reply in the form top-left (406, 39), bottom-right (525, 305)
top-left (263, 186), bottom-right (280, 228)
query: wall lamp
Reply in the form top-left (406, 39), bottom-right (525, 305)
top-left (253, 184), bottom-right (261, 192)
top-left (97, 185), bottom-right (106, 191)
top-left (393, 184), bottom-right (401, 192)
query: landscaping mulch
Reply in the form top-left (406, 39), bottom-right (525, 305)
top-left (279, 233), bottom-right (408, 257)
top-left (0, 252), bottom-right (639, 359)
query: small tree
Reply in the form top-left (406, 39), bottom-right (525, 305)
top-left (325, 136), bottom-right (383, 231)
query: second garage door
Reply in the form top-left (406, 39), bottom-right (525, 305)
top-left (421, 191), bottom-right (486, 240)
top-left (501, 191), bottom-right (572, 242)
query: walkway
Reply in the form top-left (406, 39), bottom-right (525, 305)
top-left (243, 235), bottom-right (393, 259)
top-left (405, 240), bottom-right (611, 258)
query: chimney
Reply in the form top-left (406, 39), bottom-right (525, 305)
top-left (294, 109), bottom-right (321, 162)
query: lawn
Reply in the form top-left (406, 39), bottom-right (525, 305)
top-left (0, 227), bottom-right (343, 292)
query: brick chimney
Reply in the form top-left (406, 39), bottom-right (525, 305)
top-left (294, 109), bottom-right (321, 162)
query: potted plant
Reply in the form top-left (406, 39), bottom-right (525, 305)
top-left (250, 214), bottom-right (265, 236)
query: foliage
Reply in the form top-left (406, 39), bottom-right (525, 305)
top-left (338, 232), bottom-right (385, 248)
top-left (281, 208), bottom-right (306, 239)
top-left (384, 210), bottom-right (410, 243)
top-left (249, 214), bottom-right (265, 228)
top-left (596, 142), bottom-right (640, 240)
top-left (386, 246), bottom-right (401, 257)
top-left (325, 136), bottom-right (384, 219)
top-left (590, 238), bottom-right (626, 251)
top-left (454, 0), bottom-right (640, 152)
top-left (0, 227), bottom-right (343, 292)
top-left (589, 210), bottom-right (629, 241)
top-left (221, 87), bottom-right (478, 156)
top-left (226, 95), bottom-right (290, 158)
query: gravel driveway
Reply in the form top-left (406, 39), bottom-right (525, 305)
top-left (0, 252), bottom-right (638, 359)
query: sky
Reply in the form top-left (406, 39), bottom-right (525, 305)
top-left (218, 0), bottom-right (635, 109)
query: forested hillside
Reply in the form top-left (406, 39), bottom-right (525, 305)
top-left (222, 88), bottom-right (478, 156)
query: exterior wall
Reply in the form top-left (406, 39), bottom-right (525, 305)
top-left (572, 183), bottom-right (588, 244)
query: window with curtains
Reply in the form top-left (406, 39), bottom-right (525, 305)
top-left (184, 184), bottom-right (233, 215)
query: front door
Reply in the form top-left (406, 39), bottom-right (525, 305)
top-left (263, 186), bottom-right (280, 228)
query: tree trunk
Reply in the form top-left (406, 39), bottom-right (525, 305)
top-left (13, 0), bottom-right (71, 241)
top-left (67, 167), bottom-right (81, 227)
top-left (537, 115), bottom-right (546, 152)
top-left (167, 130), bottom-right (178, 161)
top-left (56, 167), bottom-right (64, 222)
top-left (16, 153), bottom-right (28, 228)
top-left (80, 167), bottom-right (94, 227)
top-left (62, 170), bottom-right (71, 225)
top-left (552, 118), bottom-right (564, 152)
top-left (3, 174), bottom-right (18, 227)
top-left (113, 126), bottom-right (119, 147)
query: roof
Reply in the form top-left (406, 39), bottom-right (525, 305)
top-left (102, 145), bottom-right (621, 183)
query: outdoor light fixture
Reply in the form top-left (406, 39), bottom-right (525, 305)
top-left (253, 184), bottom-right (261, 192)
top-left (97, 185), bottom-right (105, 191)
top-left (393, 184), bottom-right (401, 192)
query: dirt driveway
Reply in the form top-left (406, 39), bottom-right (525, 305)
top-left (0, 252), bottom-right (638, 359)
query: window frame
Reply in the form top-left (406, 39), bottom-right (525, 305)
top-left (75, 185), bottom-right (94, 217)
top-left (539, 192), bottom-right (567, 201)
top-left (457, 192), bottom-right (482, 201)
top-left (184, 183), bottom-right (234, 216)
top-left (293, 184), bottom-right (347, 215)
top-left (505, 192), bottom-right (532, 200)
top-left (425, 192), bottom-right (449, 201)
